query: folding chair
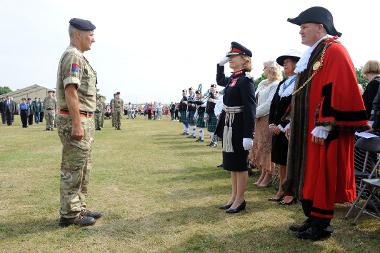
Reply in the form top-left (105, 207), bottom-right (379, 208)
top-left (345, 137), bottom-right (380, 224)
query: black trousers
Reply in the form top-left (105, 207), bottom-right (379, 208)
top-left (20, 110), bottom-right (28, 127)
top-left (5, 110), bottom-right (12, 125)
top-left (301, 199), bottom-right (331, 229)
top-left (28, 114), bottom-right (33, 125)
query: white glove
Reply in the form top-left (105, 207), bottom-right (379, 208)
top-left (311, 126), bottom-right (332, 139)
top-left (219, 56), bottom-right (229, 66)
top-left (242, 138), bottom-right (253, 151)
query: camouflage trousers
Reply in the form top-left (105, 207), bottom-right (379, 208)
top-left (95, 112), bottom-right (101, 129)
top-left (112, 111), bottom-right (115, 127)
top-left (57, 114), bottom-right (95, 218)
top-left (114, 110), bottom-right (122, 129)
top-left (45, 110), bottom-right (55, 129)
top-left (100, 112), bottom-right (104, 128)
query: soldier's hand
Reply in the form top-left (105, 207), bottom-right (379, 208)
top-left (71, 124), bottom-right (84, 140)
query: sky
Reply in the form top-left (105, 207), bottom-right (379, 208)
top-left (1, 0), bottom-right (380, 103)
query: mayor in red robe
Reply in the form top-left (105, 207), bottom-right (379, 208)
top-left (284, 7), bottom-right (368, 240)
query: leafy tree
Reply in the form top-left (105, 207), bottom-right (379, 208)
top-left (0, 86), bottom-right (12, 95)
top-left (355, 67), bottom-right (367, 89)
top-left (255, 73), bottom-right (266, 87)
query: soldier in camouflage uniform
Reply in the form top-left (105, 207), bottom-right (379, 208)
top-left (110, 93), bottom-right (116, 128)
top-left (111, 91), bottom-right (124, 130)
top-left (43, 90), bottom-right (57, 131)
top-left (100, 96), bottom-right (106, 128)
top-left (56, 18), bottom-right (102, 227)
top-left (95, 95), bottom-right (102, 130)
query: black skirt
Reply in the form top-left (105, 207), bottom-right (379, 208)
top-left (271, 132), bottom-right (288, 166)
top-left (216, 111), bottom-right (248, 171)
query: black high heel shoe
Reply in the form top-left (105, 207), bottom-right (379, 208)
top-left (218, 203), bottom-right (232, 210)
top-left (226, 200), bottom-right (246, 214)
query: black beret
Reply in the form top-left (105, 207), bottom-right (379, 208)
top-left (210, 84), bottom-right (216, 88)
top-left (115, 92), bottom-right (120, 95)
top-left (182, 89), bottom-right (187, 92)
top-left (195, 90), bottom-right (201, 94)
top-left (227, 42), bottom-right (252, 57)
top-left (69, 18), bottom-right (96, 31)
top-left (287, 6), bottom-right (341, 37)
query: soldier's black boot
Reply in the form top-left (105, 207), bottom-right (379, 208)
top-left (59, 214), bottom-right (96, 227)
top-left (81, 209), bottom-right (103, 219)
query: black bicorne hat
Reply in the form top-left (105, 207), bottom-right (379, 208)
top-left (287, 6), bottom-right (341, 37)
top-left (226, 42), bottom-right (252, 57)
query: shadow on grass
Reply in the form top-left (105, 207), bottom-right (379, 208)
top-left (156, 166), bottom-right (228, 183)
top-left (0, 217), bottom-right (60, 240)
top-left (96, 205), bottom-right (254, 240)
top-left (163, 184), bottom-right (232, 200)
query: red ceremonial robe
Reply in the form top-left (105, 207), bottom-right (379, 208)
top-left (302, 39), bottom-right (368, 219)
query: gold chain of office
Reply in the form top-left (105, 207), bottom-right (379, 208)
top-left (292, 42), bottom-right (332, 96)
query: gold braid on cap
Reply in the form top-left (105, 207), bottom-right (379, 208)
top-left (292, 41), bottom-right (332, 96)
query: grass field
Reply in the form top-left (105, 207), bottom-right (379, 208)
top-left (0, 116), bottom-right (379, 253)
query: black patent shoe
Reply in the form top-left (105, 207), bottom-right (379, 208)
top-left (296, 226), bottom-right (332, 241)
top-left (218, 203), bottom-right (232, 210)
top-left (81, 209), bottom-right (102, 219)
top-left (59, 215), bottom-right (96, 227)
top-left (226, 201), bottom-right (246, 214)
top-left (289, 220), bottom-right (312, 232)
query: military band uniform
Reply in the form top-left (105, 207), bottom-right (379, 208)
top-left (43, 94), bottom-right (57, 131)
top-left (194, 98), bottom-right (206, 142)
top-left (56, 44), bottom-right (97, 221)
top-left (179, 94), bottom-right (188, 134)
top-left (187, 94), bottom-right (197, 137)
top-left (206, 89), bottom-right (218, 146)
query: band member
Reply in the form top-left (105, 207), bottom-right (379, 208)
top-left (206, 84), bottom-right (219, 147)
top-left (179, 89), bottom-right (189, 135)
top-left (194, 90), bottom-right (206, 142)
top-left (186, 87), bottom-right (197, 138)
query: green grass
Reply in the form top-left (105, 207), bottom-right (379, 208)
top-left (0, 117), bottom-right (379, 253)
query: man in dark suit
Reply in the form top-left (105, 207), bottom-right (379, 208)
top-left (0, 97), bottom-right (5, 124)
top-left (4, 96), bottom-right (15, 125)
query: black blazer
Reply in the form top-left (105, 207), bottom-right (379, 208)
top-left (216, 65), bottom-right (256, 138)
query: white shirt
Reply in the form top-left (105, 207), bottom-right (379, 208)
top-left (255, 79), bottom-right (279, 118)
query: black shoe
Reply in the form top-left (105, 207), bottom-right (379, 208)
top-left (296, 226), bottom-right (332, 241)
top-left (206, 142), bottom-right (213, 146)
top-left (209, 143), bottom-right (217, 148)
top-left (187, 135), bottom-right (196, 138)
top-left (81, 209), bottom-right (102, 219)
top-left (218, 203), bottom-right (232, 210)
top-left (289, 219), bottom-right (312, 232)
top-left (217, 163), bottom-right (223, 168)
top-left (96, 128), bottom-right (101, 130)
top-left (59, 215), bottom-right (96, 227)
top-left (226, 201), bottom-right (246, 214)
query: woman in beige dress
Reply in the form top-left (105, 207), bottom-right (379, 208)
top-left (251, 60), bottom-right (282, 187)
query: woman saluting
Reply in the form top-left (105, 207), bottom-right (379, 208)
top-left (215, 42), bottom-right (256, 213)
